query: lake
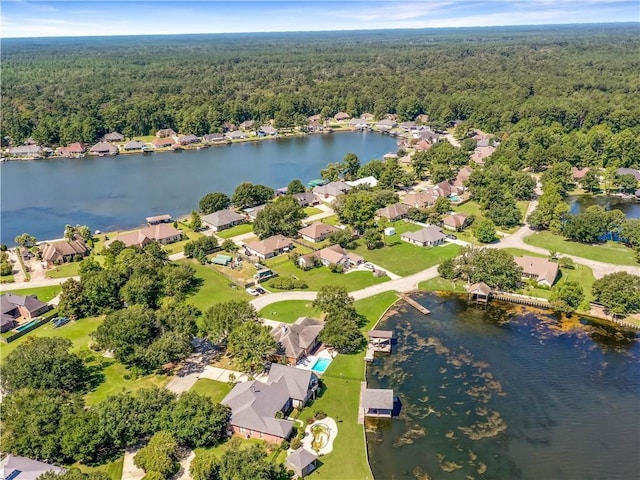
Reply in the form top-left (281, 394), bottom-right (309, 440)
top-left (366, 293), bottom-right (639, 480)
top-left (567, 195), bottom-right (640, 219)
top-left (0, 132), bottom-right (397, 244)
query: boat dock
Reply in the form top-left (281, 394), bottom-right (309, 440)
top-left (400, 294), bottom-right (430, 315)
top-left (491, 293), bottom-right (549, 308)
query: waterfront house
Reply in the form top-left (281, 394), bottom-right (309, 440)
top-left (202, 133), bottom-right (226, 143)
top-left (156, 128), bottom-right (177, 138)
top-left (259, 125), bottom-right (278, 136)
top-left (292, 192), bottom-right (319, 208)
top-left (361, 388), bottom-right (394, 418)
top-left (89, 142), bottom-right (118, 156)
top-left (244, 235), bottom-right (292, 260)
top-left (178, 134), bottom-right (200, 145)
top-left (152, 137), bottom-right (175, 148)
top-left (222, 122), bottom-right (237, 132)
top-left (399, 121), bottom-right (416, 131)
top-left (222, 365), bottom-right (318, 443)
top-left (401, 191), bottom-right (438, 208)
top-left (376, 118), bottom-right (397, 130)
top-left (101, 132), bottom-right (124, 142)
top-left (225, 130), bottom-right (248, 140)
top-left (40, 238), bottom-right (88, 265)
top-left (244, 204), bottom-right (267, 221)
top-left (345, 176), bottom-right (379, 188)
top-left (271, 317), bottom-right (324, 364)
top-left (286, 449), bottom-right (318, 479)
top-left (1, 293), bottom-right (51, 321)
top-left (298, 222), bottom-right (339, 243)
top-left (442, 213), bottom-right (468, 231)
top-left (312, 181), bottom-right (352, 203)
top-left (58, 142), bottom-right (86, 157)
top-left (106, 224), bottom-right (181, 248)
top-left (308, 114), bottom-right (322, 123)
top-left (307, 120), bottom-right (323, 133)
top-left (123, 140), bottom-right (146, 151)
top-left (239, 120), bottom-right (255, 130)
top-left (107, 231), bottom-right (153, 249)
top-left (0, 455), bottom-right (64, 480)
top-left (8, 145), bottom-right (44, 158)
top-left (349, 118), bottom-right (370, 129)
top-left (401, 226), bottom-right (445, 247)
top-left (146, 214), bottom-right (172, 225)
top-left (334, 112), bottom-right (350, 121)
top-left (514, 256), bottom-right (559, 287)
top-left (376, 203), bottom-right (409, 222)
top-left (571, 167), bottom-right (590, 181)
top-left (361, 113), bottom-right (375, 121)
top-left (202, 209), bottom-right (245, 232)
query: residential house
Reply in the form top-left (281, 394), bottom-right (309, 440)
top-left (345, 176), bottom-right (379, 188)
top-left (89, 142), bottom-right (118, 156)
top-left (376, 118), bottom-right (397, 130)
top-left (376, 203), bottom-right (410, 222)
top-left (286, 449), bottom-right (317, 479)
top-left (571, 167), bottom-right (590, 181)
top-left (244, 204), bottom-right (267, 221)
top-left (0, 315), bottom-right (16, 333)
top-left (245, 235), bottom-right (292, 259)
top-left (401, 191), bottom-right (438, 208)
top-left (202, 133), bottom-right (226, 143)
top-left (453, 166), bottom-right (474, 190)
top-left (240, 120), bottom-right (255, 130)
top-left (106, 231), bottom-right (153, 249)
top-left (178, 134), bottom-right (200, 145)
top-left (414, 128), bottom-right (440, 143)
top-left (106, 224), bottom-right (181, 248)
top-left (334, 112), bottom-right (351, 121)
top-left (225, 130), bottom-right (248, 140)
top-left (308, 114), bottom-right (322, 123)
top-left (399, 121), bottom-right (416, 131)
top-left (617, 167), bottom-right (640, 181)
top-left (312, 181), bottom-right (352, 203)
top-left (292, 192), bottom-right (319, 208)
top-left (40, 238), bottom-right (88, 265)
top-left (222, 365), bottom-right (318, 443)
top-left (1, 293), bottom-right (51, 321)
top-left (361, 388), bottom-right (394, 418)
top-left (8, 145), bottom-right (44, 158)
top-left (349, 118), bottom-right (370, 129)
top-left (298, 244), bottom-right (363, 269)
top-left (58, 142), bottom-right (86, 157)
top-left (102, 132), bottom-right (124, 142)
top-left (435, 181), bottom-right (454, 197)
top-left (442, 213), bottom-right (468, 231)
top-left (0, 455), bottom-right (64, 480)
top-left (307, 121), bottom-right (323, 133)
top-left (468, 282), bottom-right (492, 304)
top-left (415, 139), bottom-right (433, 151)
top-left (156, 128), bottom-right (177, 138)
top-left (361, 113), bottom-right (375, 121)
top-left (271, 317), bottom-right (324, 363)
top-left (401, 226), bottom-right (445, 247)
top-left (514, 255), bottom-right (559, 287)
top-left (146, 214), bottom-right (172, 225)
top-left (152, 137), bottom-right (176, 148)
top-left (202, 209), bottom-right (245, 232)
top-left (222, 122), bottom-right (237, 132)
top-left (259, 125), bottom-right (278, 136)
top-left (471, 146), bottom-right (495, 164)
top-left (298, 222), bottom-right (340, 243)
top-left (123, 140), bottom-right (146, 151)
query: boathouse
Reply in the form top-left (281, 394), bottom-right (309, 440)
top-left (361, 388), bottom-right (394, 419)
top-left (468, 282), bottom-right (491, 304)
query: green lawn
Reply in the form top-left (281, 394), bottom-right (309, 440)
top-left (524, 231), bottom-right (637, 266)
top-left (1, 274), bottom-right (15, 283)
top-left (45, 261), bottom-right (81, 278)
top-left (190, 378), bottom-right (233, 403)
top-left (163, 226), bottom-right (205, 255)
top-left (180, 259), bottom-right (249, 311)
top-left (303, 206), bottom-right (323, 216)
top-left (258, 300), bottom-right (323, 323)
top-left (216, 223), bottom-right (254, 239)
top-left (71, 456), bottom-right (124, 480)
top-left (296, 292), bottom-right (398, 480)
top-left (454, 200), bottom-right (528, 234)
top-left (320, 215), bottom-right (341, 226)
top-left (264, 260), bottom-right (389, 292)
top-left (352, 242), bottom-right (461, 276)
top-left (6, 284), bottom-right (62, 302)
top-left (419, 276), bottom-right (467, 293)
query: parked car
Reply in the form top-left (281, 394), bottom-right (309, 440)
top-left (245, 288), bottom-right (259, 296)
top-left (446, 234), bottom-right (457, 240)
top-left (364, 263), bottom-right (375, 270)
top-left (53, 317), bottom-right (70, 328)
top-left (255, 287), bottom-right (266, 295)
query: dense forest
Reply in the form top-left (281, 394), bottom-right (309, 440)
top-left (2, 24), bottom-right (639, 168)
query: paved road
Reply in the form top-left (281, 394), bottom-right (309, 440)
top-left (0, 276), bottom-right (79, 291)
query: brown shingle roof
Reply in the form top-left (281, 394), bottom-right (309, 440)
top-left (140, 224), bottom-right (181, 242)
top-left (514, 256), bottom-right (559, 285)
top-left (376, 203), bottom-right (409, 220)
top-left (298, 222), bottom-right (339, 240)
top-left (245, 235), bottom-right (292, 256)
top-left (271, 317), bottom-right (324, 361)
top-left (442, 213), bottom-right (468, 229)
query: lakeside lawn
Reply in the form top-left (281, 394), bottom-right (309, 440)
top-left (180, 259), bottom-right (250, 311)
top-left (524, 231), bottom-right (637, 266)
top-left (454, 200), bottom-right (529, 234)
top-left (418, 276), bottom-right (466, 293)
top-left (258, 300), bottom-right (323, 323)
top-left (296, 292), bottom-right (398, 480)
top-left (264, 259), bottom-right (389, 292)
top-left (352, 241), bottom-right (461, 277)
top-left (45, 261), bottom-right (81, 279)
top-left (163, 224), bottom-right (205, 255)
top-left (216, 223), bottom-right (254, 239)
top-left (6, 284), bottom-right (62, 302)
top-left (190, 378), bottom-right (233, 403)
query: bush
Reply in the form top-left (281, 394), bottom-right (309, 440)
top-left (305, 416), bottom-right (315, 425)
top-left (291, 438), bottom-right (302, 450)
top-left (275, 411), bottom-right (284, 419)
top-left (558, 256), bottom-right (575, 269)
top-left (280, 440), bottom-right (290, 450)
top-left (270, 277), bottom-right (308, 290)
top-left (314, 410), bottom-right (327, 420)
top-left (327, 263), bottom-right (344, 273)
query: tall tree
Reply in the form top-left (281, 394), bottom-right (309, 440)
top-left (165, 392), bottom-right (231, 448)
top-left (287, 179), bottom-right (306, 194)
top-left (592, 272), bottom-right (640, 316)
top-left (201, 300), bottom-right (258, 342)
top-left (253, 195), bottom-right (305, 239)
top-left (199, 193), bottom-right (231, 215)
top-left (227, 322), bottom-right (277, 373)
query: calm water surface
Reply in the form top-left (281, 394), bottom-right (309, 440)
top-left (567, 195), bottom-right (640, 218)
top-left (0, 132), bottom-right (397, 243)
top-left (367, 293), bottom-right (639, 480)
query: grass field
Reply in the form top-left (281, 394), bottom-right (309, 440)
top-left (190, 378), bottom-right (233, 403)
top-left (418, 276), bottom-right (467, 293)
top-left (524, 231), bottom-right (637, 266)
top-left (264, 260), bottom-right (389, 292)
top-left (72, 456), bottom-right (124, 480)
top-left (258, 300), bottom-right (323, 323)
top-left (303, 206), bottom-right (323, 216)
top-left (1, 274), bottom-right (15, 283)
top-left (454, 200), bottom-right (529, 234)
top-left (216, 223), bottom-right (254, 239)
top-left (163, 226), bottom-right (205, 255)
top-left (180, 259), bottom-right (249, 311)
top-left (352, 242), bottom-right (460, 276)
top-left (45, 261), bottom-right (81, 278)
top-left (6, 284), bottom-right (62, 302)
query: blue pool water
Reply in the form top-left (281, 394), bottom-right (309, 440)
top-left (311, 357), bottom-right (331, 373)
top-left (15, 319), bottom-right (40, 332)
top-left (449, 195), bottom-right (461, 202)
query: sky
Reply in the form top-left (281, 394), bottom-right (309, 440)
top-left (1, 0), bottom-right (638, 38)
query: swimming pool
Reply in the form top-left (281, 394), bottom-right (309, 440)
top-left (311, 357), bottom-right (332, 374)
top-left (449, 195), bottom-right (461, 202)
top-left (15, 319), bottom-right (40, 332)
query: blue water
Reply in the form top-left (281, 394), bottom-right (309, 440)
top-left (311, 357), bottom-right (331, 373)
top-left (449, 195), bottom-right (460, 202)
top-left (0, 132), bottom-right (398, 244)
top-left (15, 319), bottom-right (40, 332)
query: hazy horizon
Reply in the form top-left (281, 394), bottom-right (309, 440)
top-left (2, 0), bottom-right (638, 39)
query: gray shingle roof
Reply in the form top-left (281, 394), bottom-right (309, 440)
top-left (0, 455), bottom-right (63, 480)
top-left (362, 388), bottom-right (394, 410)
top-left (271, 318), bottom-right (324, 361)
top-left (0, 293), bottom-right (48, 316)
top-left (401, 226), bottom-right (445, 244)
top-left (202, 209), bottom-right (245, 228)
top-left (286, 448), bottom-right (317, 470)
top-left (267, 363), bottom-right (316, 401)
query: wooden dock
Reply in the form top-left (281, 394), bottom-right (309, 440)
top-left (491, 293), bottom-right (549, 308)
top-left (400, 294), bottom-right (431, 315)
top-left (365, 345), bottom-right (375, 362)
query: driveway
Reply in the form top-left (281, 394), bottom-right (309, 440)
top-left (0, 276), bottom-right (79, 291)
top-left (165, 338), bottom-right (219, 394)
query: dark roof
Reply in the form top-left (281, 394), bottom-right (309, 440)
top-left (271, 318), bottom-right (324, 360)
top-left (401, 226), bottom-right (445, 244)
top-left (362, 388), bottom-right (394, 410)
top-left (286, 448), bottom-right (317, 471)
top-left (267, 363), bottom-right (316, 401)
top-left (0, 293), bottom-right (49, 316)
top-left (292, 192), bottom-right (317, 206)
top-left (102, 132), bottom-right (124, 142)
top-left (368, 330), bottom-right (393, 339)
top-left (202, 209), bottom-right (245, 227)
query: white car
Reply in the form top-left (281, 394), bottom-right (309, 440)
top-left (364, 263), bottom-right (375, 270)
top-left (245, 288), bottom-right (259, 296)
